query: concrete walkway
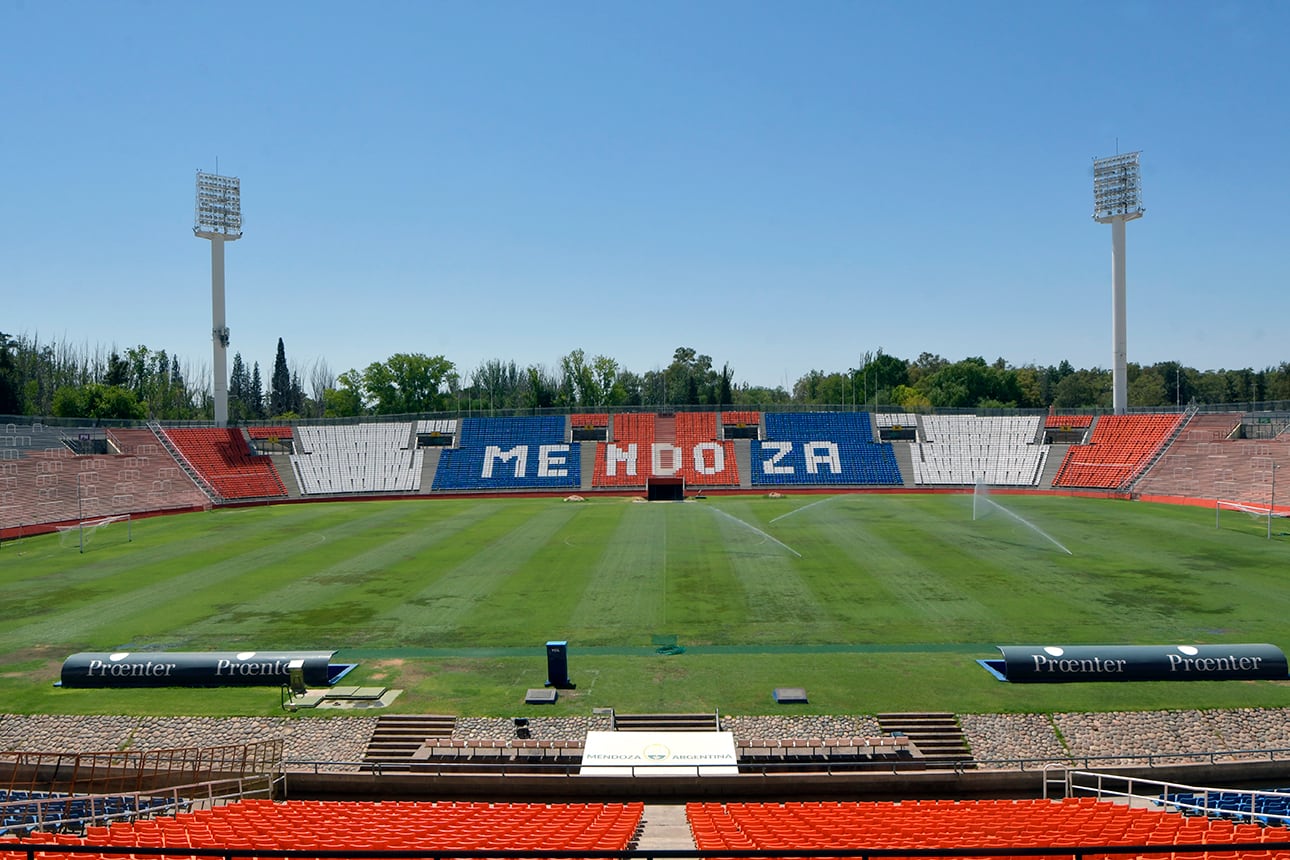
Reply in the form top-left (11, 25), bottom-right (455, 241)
top-left (635, 804), bottom-right (696, 850)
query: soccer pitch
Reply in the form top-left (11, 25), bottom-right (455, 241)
top-left (2, 493), bottom-right (1288, 717)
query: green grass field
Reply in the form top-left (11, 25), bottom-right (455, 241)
top-left (2, 493), bottom-right (1287, 718)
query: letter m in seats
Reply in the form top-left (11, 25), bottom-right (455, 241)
top-left (483, 445), bottom-right (528, 479)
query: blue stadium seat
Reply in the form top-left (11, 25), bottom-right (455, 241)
top-left (752, 413), bottom-right (902, 487)
top-left (433, 417), bottom-right (580, 491)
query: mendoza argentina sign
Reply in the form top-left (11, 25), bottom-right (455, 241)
top-left (981, 644), bottom-right (1288, 683)
top-left (59, 650), bottom-right (350, 688)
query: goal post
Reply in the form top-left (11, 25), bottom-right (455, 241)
top-left (57, 513), bottom-right (133, 553)
top-left (1215, 499), bottom-right (1285, 539)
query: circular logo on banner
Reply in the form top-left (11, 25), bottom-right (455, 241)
top-left (643, 743), bottom-right (671, 761)
top-left (109, 652), bottom-right (129, 661)
top-left (1177, 645), bottom-right (1199, 656)
top-left (236, 652), bottom-right (257, 660)
top-left (1043, 646), bottom-right (1064, 656)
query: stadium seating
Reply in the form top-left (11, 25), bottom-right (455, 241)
top-left (1133, 413), bottom-right (1288, 507)
top-left (245, 426), bottom-right (292, 441)
top-left (292, 423), bottom-right (422, 495)
top-left (0, 428), bottom-right (208, 531)
top-left (751, 412), bottom-right (902, 486)
top-left (0, 789), bottom-right (173, 834)
top-left (162, 428), bottom-right (288, 500)
top-left (910, 415), bottom-right (1047, 486)
top-left (592, 412), bottom-right (740, 488)
top-left (686, 797), bottom-right (1290, 852)
top-left (432, 416), bottom-right (580, 491)
top-left (1052, 413), bottom-right (1185, 489)
top-left (415, 419), bottom-right (458, 436)
top-left (721, 410), bottom-right (760, 426)
top-left (1046, 414), bottom-right (1095, 429)
top-left (1, 797), bottom-right (643, 851)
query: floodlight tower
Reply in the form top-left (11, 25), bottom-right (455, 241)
top-left (193, 170), bottom-right (243, 427)
top-left (1092, 151), bottom-right (1144, 415)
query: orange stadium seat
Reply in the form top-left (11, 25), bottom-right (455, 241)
top-left (162, 428), bottom-right (287, 500)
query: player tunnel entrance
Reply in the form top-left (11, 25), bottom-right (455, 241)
top-left (646, 476), bottom-right (685, 501)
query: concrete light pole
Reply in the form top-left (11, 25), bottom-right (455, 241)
top-left (1092, 152), bottom-right (1144, 415)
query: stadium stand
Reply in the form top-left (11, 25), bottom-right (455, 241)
top-left (720, 410), bottom-right (760, 426)
top-left (751, 412), bottom-right (902, 486)
top-left (873, 412), bottom-right (919, 428)
top-left (0, 789), bottom-right (173, 834)
top-left (1133, 412), bottom-right (1289, 507)
top-left (161, 428), bottom-right (288, 500)
top-left (592, 412), bottom-right (740, 488)
top-left (1046, 413), bottom-right (1095, 428)
top-left (910, 415), bottom-right (1047, 486)
top-left (568, 413), bottom-right (609, 429)
top-left (0, 426), bottom-right (208, 531)
top-left (1052, 413), bottom-right (1185, 489)
top-left (432, 416), bottom-right (580, 491)
top-left (686, 797), bottom-right (1290, 852)
top-left (1, 797), bottom-right (644, 851)
top-left (292, 423), bottom-right (422, 495)
top-left (245, 426), bottom-right (292, 441)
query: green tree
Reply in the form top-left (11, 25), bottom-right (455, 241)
top-left (0, 332), bottom-right (18, 414)
top-left (228, 352), bottom-right (250, 421)
top-left (250, 363), bottom-right (265, 418)
top-left (360, 352), bottom-right (455, 414)
top-left (270, 338), bottom-right (292, 416)
top-left (324, 370), bottom-right (364, 417)
top-left (103, 351), bottom-right (129, 387)
top-left (51, 383), bottom-right (146, 420)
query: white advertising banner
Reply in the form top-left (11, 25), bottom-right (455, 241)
top-left (579, 731), bottom-right (739, 777)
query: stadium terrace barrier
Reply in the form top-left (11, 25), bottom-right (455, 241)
top-left (57, 651), bottom-right (355, 688)
top-left (980, 643), bottom-right (1289, 682)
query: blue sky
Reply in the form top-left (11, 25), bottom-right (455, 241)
top-left (3, 1), bottom-right (1287, 393)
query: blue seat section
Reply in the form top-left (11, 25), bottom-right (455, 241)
top-left (752, 412), bottom-right (902, 486)
top-left (0, 789), bottom-right (175, 833)
top-left (1162, 789), bottom-right (1290, 823)
top-left (432, 417), bottom-right (580, 490)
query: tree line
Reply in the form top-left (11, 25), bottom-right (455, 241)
top-left (2, 330), bottom-right (1288, 422)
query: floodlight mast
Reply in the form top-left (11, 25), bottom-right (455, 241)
top-left (1092, 152), bottom-right (1143, 415)
top-left (193, 171), bottom-right (243, 427)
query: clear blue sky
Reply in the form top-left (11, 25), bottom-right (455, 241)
top-left (3, 1), bottom-right (1288, 393)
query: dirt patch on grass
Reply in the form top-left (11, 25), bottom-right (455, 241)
top-left (0, 646), bottom-right (66, 679)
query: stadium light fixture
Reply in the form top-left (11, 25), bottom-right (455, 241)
top-left (1092, 151), bottom-right (1143, 415)
top-left (193, 170), bottom-right (243, 427)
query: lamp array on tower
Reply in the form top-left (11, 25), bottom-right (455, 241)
top-left (1093, 152), bottom-right (1143, 223)
top-left (194, 171), bottom-right (243, 237)
top-left (194, 169), bottom-right (242, 427)
top-left (1092, 151), bottom-right (1143, 416)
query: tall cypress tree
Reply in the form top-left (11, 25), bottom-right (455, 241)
top-left (250, 362), bottom-right (265, 419)
top-left (0, 332), bottom-right (18, 415)
top-left (270, 338), bottom-right (291, 416)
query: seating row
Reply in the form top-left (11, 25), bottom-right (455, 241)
top-left (1053, 414), bottom-right (1185, 489)
top-left (1, 797), bottom-right (643, 852)
top-left (687, 796), bottom-right (1290, 852)
top-left (161, 428), bottom-right (286, 499)
top-left (434, 417), bottom-right (580, 491)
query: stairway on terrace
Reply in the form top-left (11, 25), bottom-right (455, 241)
top-left (612, 712), bottom-right (721, 731)
top-left (876, 712), bottom-right (973, 768)
top-left (418, 446), bottom-right (441, 494)
top-left (270, 453), bottom-right (302, 498)
top-left (362, 714), bottom-right (456, 770)
top-left (654, 414), bottom-right (678, 473)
